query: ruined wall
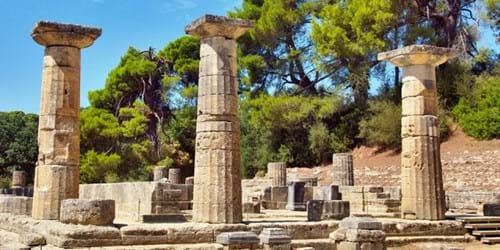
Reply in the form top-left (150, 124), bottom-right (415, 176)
top-left (354, 149), bottom-right (500, 193)
top-left (79, 182), bottom-right (192, 222)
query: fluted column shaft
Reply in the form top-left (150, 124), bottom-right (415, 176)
top-left (331, 153), bottom-right (354, 186)
top-left (378, 45), bottom-right (457, 220)
top-left (186, 15), bottom-right (253, 223)
top-left (268, 162), bottom-right (287, 187)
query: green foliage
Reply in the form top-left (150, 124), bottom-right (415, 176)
top-left (358, 100), bottom-right (402, 149)
top-left (453, 72), bottom-right (500, 139)
top-left (230, 0), bottom-right (328, 94)
top-left (0, 111), bottom-right (38, 181)
top-left (0, 175), bottom-right (10, 189)
top-left (311, 0), bottom-right (395, 105)
top-left (80, 150), bottom-right (121, 183)
top-left (240, 93), bottom-right (355, 176)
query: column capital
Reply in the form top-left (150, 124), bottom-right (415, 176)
top-left (32, 21), bottom-right (102, 48)
top-left (185, 14), bottom-right (253, 39)
top-left (378, 45), bottom-right (458, 67)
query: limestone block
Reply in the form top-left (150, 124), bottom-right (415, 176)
top-left (197, 93), bottom-right (238, 115)
top-left (268, 162), bottom-right (287, 187)
top-left (168, 168), bottom-right (182, 184)
top-left (32, 21), bottom-right (102, 48)
top-left (286, 181), bottom-right (306, 211)
top-left (401, 77), bottom-right (436, 98)
top-left (32, 165), bottom-right (79, 220)
top-left (307, 200), bottom-right (324, 221)
top-left (401, 115), bottom-right (439, 138)
top-left (377, 45), bottom-right (458, 67)
top-left (259, 227), bottom-right (291, 250)
top-left (185, 176), bottom-right (194, 185)
top-left (199, 54), bottom-right (237, 78)
top-left (0, 195), bottom-right (32, 215)
top-left (216, 231), bottom-right (259, 249)
top-left (402, 95), bottom-right (438, 116)
top-left (153, 166), bottom-right (167, 181)
top-left (60, 199), bottom-right (115, 225)
top-left (185, 15), bottom-right (254, 40)
top-left (401, 135), bottom-right (445, 220)
top-left (11, 171), bottom-right (27, 188)
top-left (339, 217), bottom-right (382, 230)
top-left (322, 200), bottom-right (350, 220)
top-left (483, 204), bottom-right (500, 216)
top-left (332, 153), bottom-right (354, 186)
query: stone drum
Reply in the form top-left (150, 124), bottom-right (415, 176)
top-left (168, 168), bottom-right (182, 184)
top-left (332, 153), bottom-right (354, 186)
top-left (12, 171), bottom-right (27, 188)
top-left (268, 162), bottom-right (287, 187)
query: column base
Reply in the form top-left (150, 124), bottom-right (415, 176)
top-left (32, 165), bottom-right (79, 220)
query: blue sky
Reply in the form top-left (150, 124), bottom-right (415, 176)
top-left (0, 0), bottom-right (240, 113)
top-left (0, 0), bottom-right (497, 113)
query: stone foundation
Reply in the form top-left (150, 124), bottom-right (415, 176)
top-left (0, 195), bottom-right (32, 215)
top-left (0, 212), bottom-right (466, 249)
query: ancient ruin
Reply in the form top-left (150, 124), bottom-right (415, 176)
top-left (186, 15), bottom-right (253, 224)
top-left (378, 45), bottom-right (458, 220)
top-left (331, 153), bottom-right (354, 186)
top-left (31, 21), bottom-right (101, 220)
top-left (0, 14), bottom-right (498, 250)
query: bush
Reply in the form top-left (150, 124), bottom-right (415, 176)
top-left (452, 73), bottom-right (500, 139)
top-left (80, 150), bottom-right (121, 183)
top-left (358, 100), bottom-right (401, 149)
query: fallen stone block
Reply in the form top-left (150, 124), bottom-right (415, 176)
top-left (307, 200), bottom-right (324, 221)
top-left (60, 199), bottom-right (115, 225)
top-left (259, 227), bottom-right (291, 250)
top-left (216, 231), bottom-right (259, 250)
top-left (322, 200), bottom-right (350, 220)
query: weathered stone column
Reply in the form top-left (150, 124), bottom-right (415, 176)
top-left (31, 21), bottom-right (101, 220)
top-left (378, 45), bottom-right (457, 220)
top-left (268, 162), bottom-right (287, 187)
top-left (332, 153), bottom-right (354, 186)
top-left (168, 168), bottom-right (182, 184)
top-left (153, 166), bottom-right (167, 181)
top-left (185, 15), bottom-right (253, 223)
top-left (12, 171), bottom-right (27, 188)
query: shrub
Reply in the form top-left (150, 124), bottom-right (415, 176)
top-left (453, 74), bottom-right (500, 139)
top-left (80, 150), bottom-right (121, 183)
top-left (358, 100), bottom-right (401, 149)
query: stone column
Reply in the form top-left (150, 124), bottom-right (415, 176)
top-left (168, 168), bottom-right (182, 184)
top-left (31, 21), bottom-right (101, 220)
top-left (12, 171), bottom-right (27, 188)
top-left (185, 15), bottom-right (253, 223)
top-left (268, 162), bottom-right (287, 187)
top-left (378, 45), bottom-right (457, 220)
top-left (332, 153), bottom-right (354, 186)
top-left (286, 181), bottom-right (306, 211)
top-left (153, 166), bottom-right (167, 181)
